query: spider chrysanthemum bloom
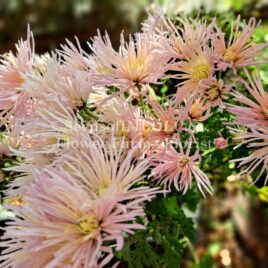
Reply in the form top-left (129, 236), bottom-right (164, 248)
top-left (151, 139), bottom-right (212, 196)
top-left (228, 70), bottom-right (268, 130)
top-left (91, 93), bottom-right (150, 149)
top-left (212, 16), bottom-right (267, 71)
top-left (32, 56), bottom-right (93, 109)
top-left (165, 16), bottom-right (214, 60)
top-left (171, 49), bottom-right (215, 104)
top-left (89, 31), bottom-right (170, 92)
top-left (188, 98), bottom-right (210, 121)
top-left (58, 37), bottom-right (91, 70)
top-left (2, 99), bottom-right (88, 195)
top-left (232, 128), bottom-right (268, 184)
top-left (92, 93), bottom-right (168, 151)
top-left (141, 4), bottom-right (169, 34)
top-left (9, 98), bottom-right (88, 165)
top-left (0, 27), bottom-right (35, 123)
top-left (55, 135), bottom-right (160, 202)
top-left (94, 93), bottom-right (139, 134)
top-left (145, 98), bottom-right (191, 142)
top-left (199, 77), bottom-right (231, 110)
top-left (0, 167), bottom-right (147, 268)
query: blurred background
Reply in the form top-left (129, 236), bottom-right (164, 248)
top-left (1, 0), bottom-right (268, 53)
top-left (1, 1), bottom-right (268, 268)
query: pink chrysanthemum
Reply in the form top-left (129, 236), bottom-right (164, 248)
top-left (151, 139), bottom-right (212, 196)
top-left (0, 167), bottom-right (147, 268)
top-left (8, 98), bottom-right (88, 167)
top-left (232, 128), bottom-right (268, 184)
top-left (212, 16), bottom-right (267, 71)
top-left (199, 77), bottom-right (231, 110)
top-left (92, 93), bottom-right (158, 149)
top-left (91, 94), bottom-right (148, 150)
top-left (58, 37), bottom-right (91, 70)
top-left (95, 93), bottom-right (139, 132)
top-left (171, 48), bottom-right (215, 104)
top-left (55, 135), bottom-right (160, 202)
top-left (164, 16), bottom-right (214, 60)
top-left (145, 99), bottom-right (191, 142)
top-left (94, 94), bottom-right (193, 155)
top-left (0, 27), bottom-right (35, 123)
top-left (141, 4), bottom-right (169, 34)
top-left (188, 98), bottom-right (211, 121)
top-left (228, 70), bottom-right (268, 130)
top-left (89, 31), bottom-right (170, 92)
top-left (186, 77), bottom-right (231, 121)
top-left (24, 55), bottom-right (94, 110)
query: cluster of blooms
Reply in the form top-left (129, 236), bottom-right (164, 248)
top-left (228, 70), bottom-right (268, 183)
top-left (0, 6), bottom-right (267, 267)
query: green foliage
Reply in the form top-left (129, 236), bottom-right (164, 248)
top-left (116, 188), bottom-right (201, 267)
top-left (243, 184), bottom-right (268, 203)
top-left (191, 242), bottom-right (221, 268)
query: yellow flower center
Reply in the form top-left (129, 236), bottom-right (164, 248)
top-left (224, 49), bottom-right (236, 63)
top-left (192, 63), bottom-right (210, 81)
top-left (18, 76), bottom-right (24, 85)
top-left (5, 195), bottom-right (24, 206)
top-left (116, 121), bottom-right (130, 137)
top-left (56, 256), bottom-right (73, 266)
top-left (96, 184), bottom-right (109, 196)
top-left (178, 157), bottom-right (189, 168)
top-left (72, 99), bottom-right (84, 108)
top-left (133, 62), bottom-right (143, 70)
top-left (78, 216), bottom-right (99, 235)
top-left (63, 135), bottom-right (73, 143)
top-left (127, 60), bottom-right (144, 82)
top-left (263, 108), bottom-right (268, 118)
top-left (128, 60), bottom-right (144, 72)
top-left (204, 85), bottom-right (221, 101)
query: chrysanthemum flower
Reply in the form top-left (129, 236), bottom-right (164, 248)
top-left (186, 78), bottom-right (231, 121)
top-left (141, 4), bottom-right (169, 34)
top-left (88, 31), bottom-right (170, 92)
top-left (0, 167), bottom-right (147, 268)
top-left (171, 49), bottom-right (215, 104)
top-left (95, 93), bottom-right (138, 128)
top-left (151, 139), bottom-right (212, 196)
top-left (212, 16), bottom-right (267, 71)
top-left (199, 78), bottom-right (231, 110)
top-left (3, 98), bottom-right (85, 194)
top-left (0, 27), bottom-right (35, 123)
top-left (10, 98), bottom-right (88, 162)
top-left (58, 37), bottom-right (91, 70)
top-left (94, 95), bottom-right (191, 155)
top-left (188, 98), bottom-right (210, 121)
top-left (146, 99), bottom-right (190, 142)
top-left (165, 16), bottom-right (214, 60)
top-left (24, 55), bottom-right (94, 110)
top-left (91, 93), bottom-right (146, 148)
top-left (91, 93), bottom-right (160, 150)
top-left (228, 70), bottom-right (268, 129)
top-left (55, 134), bottom-right (160, 202)
top-left (232, 128), bottom-right (268, 184)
